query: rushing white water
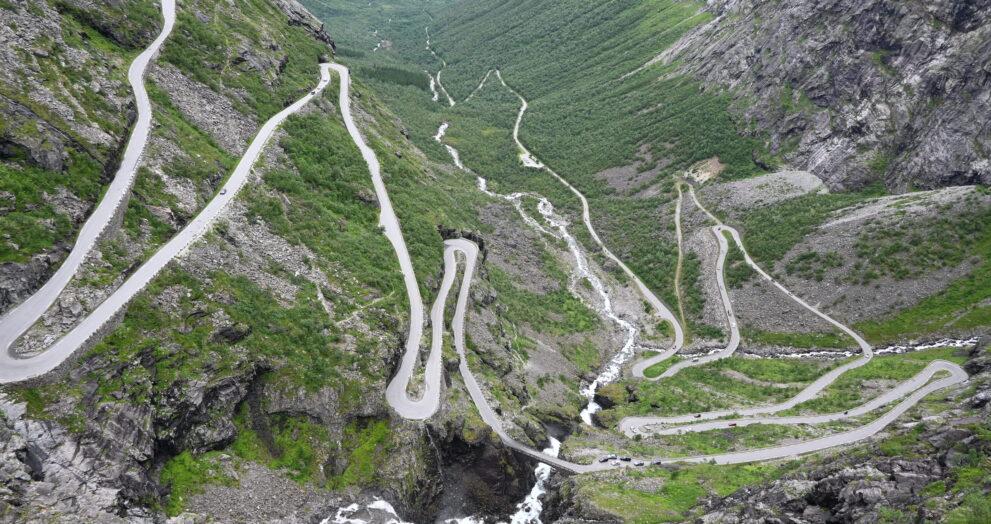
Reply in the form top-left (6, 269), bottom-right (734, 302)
top-left (508, 437), bottom-right (561, 524)
top-left (875, 337), bottom-right (979, 355)
top-left (428, 73), bottom-right (440, 101)
top-left (321, 498), bottom-right (411, 524)
top-left (434, 122), bottom-right (448, 141)
top-left (424, 27), bottom-right (455, 107)
top-left (532, 197), bottom-right (638, 426)
top-left (744, 337), bottom-right (980, 361)
top-left (433, 122), bottom-right (464, 169)
top-left (434, 114), bottom-right (642, 428)
top-left (434, 125), bottom-right (591, 521)
top-left (441, 438), bottom-right (562, 524)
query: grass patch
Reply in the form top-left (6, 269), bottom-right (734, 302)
top-left (704, 356), bottom-right (839, 383)
top-left (737, 183), bottom-right (885, 265)
top-left (741, 327), bottom-right (854, 349)
top-left (160, 451), bottom-right (237, 516)
top-left (643, 356), bottom-right (683, 378)
top-left (723, 230), bottom-right (755, 287)
top-left (781, 346), bottom-right (966, 414)
top-left (580, 461), bottom-right (800, 522)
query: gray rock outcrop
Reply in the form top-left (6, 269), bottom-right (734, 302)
top-left (670, 0), bottom-right (991, 191)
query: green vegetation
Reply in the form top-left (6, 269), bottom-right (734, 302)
top-left (618, 422), bottom-right (818, 458)
top-left (849, 199), bottom-right (990, 283)
top-left (81, 267), bottom-right (363, 394)
top-left (856, 200), bottom-right (991, 342)
top-left (723, 230), bottom-right (755, 287)
top-left (247, 110), bottom-right (406, 295)
top-left (781, 346), bottom-right (967, 414)
top-left (230, 411), bottom-right (334, 484)
top-left (785, 250), bottom-right (843, 281)
top-left (159, 0), bottom-right (328, 121)
top-left (582, 462), bottom-right (802, 522)
top-left (595, 363), bottom-right (810, 427)
top-left (738, 183), bottom-right (885, 265)
top-left (160, 451), bottom-right (237, 515)
top-left (564, 339), bottom-right (604, 374)
top-left (310, 0), bottom-right (772, 343)
top-left (705, 356), bottom-right (839, 383)
top-left (358, 64), bottom-right (430, 90)
top-left (302, 0), bottom-right (442, 54)
top-left (326, 418), bottom-right (394, 489)
top-left (0, 0), bottom-right (160, 261)
top-left (643, 356), bottom-right (683, 378)
top-left (741, 327), bottom-right (855, 349)
top-left (419, 0), bottom-right (765, 181)
top-left (228, 404), bottom-right (391, 490)
top-left (0, 155), bottom-right (101, 263)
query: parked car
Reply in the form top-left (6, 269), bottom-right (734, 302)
top-left (651, 460), bottom-right (664, 466)
top-left (219, 188), bottom-right (227, 195)
top-left (692, 357), bottom-right (700, 363)
top-left (634, 461), bottom-right (645, 466)
top-left (619, 456), bottom-right (632, 462)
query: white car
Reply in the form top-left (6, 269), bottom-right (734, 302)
top-left (220, 188), bottom-right (227, 195)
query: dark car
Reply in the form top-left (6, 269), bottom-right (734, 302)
top-left (694, 413), bottom-right (702, 418)
top-left (651, 460), bottom-right (664, 466)
top-left (729, 422), bottom-right (737, 427)
top-left (619, 456), bottom-right (632, 462)
top-left (634, 461), bottom-right (645, 467)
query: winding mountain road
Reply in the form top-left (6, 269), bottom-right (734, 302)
top-left (0, 13), bottom-right (970, 476)
top-left (631, 225), bottom-right (740, 379)
top-left (395, 68), bottom-right (969, 470)
top-left (326, 64), bottom-right (446, 420)
top-left (0, 3), bottom-right (335, 383)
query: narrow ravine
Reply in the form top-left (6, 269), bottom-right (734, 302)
top-left (509, 437), bottom-right (561, 524)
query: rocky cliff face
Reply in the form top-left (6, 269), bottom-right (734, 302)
top-left (669, 0), bottom-right (991, 191)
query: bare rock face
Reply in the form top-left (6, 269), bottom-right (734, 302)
top-left (272, 0), bottom-right (336, 50)
top-left (0, 244), bottom-right (70, 315)
top-left (672, 0), bottom-right (991, 191)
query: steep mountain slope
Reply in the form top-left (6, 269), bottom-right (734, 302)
top-left (0, 1), bottom-right (620, 521)
top-left (2, 0), bottom-right (990, 522)
top-left (0, 0), bottom-right (161, 312)
top-left (670, 0), bottom-right (991, 191)
top-left (293, 0), bottom-right (991, 521)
